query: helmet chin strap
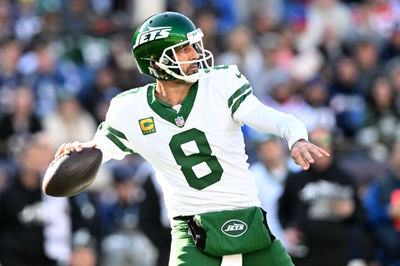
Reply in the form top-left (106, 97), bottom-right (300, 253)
top-left (155, 61), bottom-right (199, 83)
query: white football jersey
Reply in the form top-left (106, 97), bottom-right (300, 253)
top-left (94, 65), bottom-right (284, 218)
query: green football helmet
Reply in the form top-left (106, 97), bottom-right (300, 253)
top-left (132, 12), bottom-right (214, 83)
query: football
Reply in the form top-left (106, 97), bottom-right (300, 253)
top-left (42, 147), bottom-right (103, 197)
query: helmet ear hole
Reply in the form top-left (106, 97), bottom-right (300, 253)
top-left (160, 57), bottom-right (169, 64)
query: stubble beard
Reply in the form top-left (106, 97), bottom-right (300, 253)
top-left (174, 63), bottom-right (198, 85)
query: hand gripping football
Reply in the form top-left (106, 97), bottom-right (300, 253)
top-left (42, 147), bottom-right (103, 197)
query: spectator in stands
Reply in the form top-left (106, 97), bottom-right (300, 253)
top-left (297, 0), bottom-right (354, 50)
top-left (191, 0), bottom-right (238, 34)
top-left (138, 162), bottom-right (171, 266)
top-left (317, 19), bottom-right (345, 64)
top-left (250, 136), bottom-right (297, 246)
top-left (14, 0), bottom-right (43, 44)
top-left (217, 26), bottom-right (264, 88)
top-left (250, 8), bottom-right (280, 42)
top-left (99, 167), bottom-right (157, 266)
top-left (363, 138), bottom-right (400, 265)
top-left (0, 167), bottom-right (6, 192)
top-left (303, 77), bottom-right (337, 131)
top-left (43, 95), bottom-right (97, 148)
top-left (329, 56), bottom-right (367, 140)
top-left (357, 75), bottom-right (400, 162)
top-left (0, 134), bottom-right (71, 266)
top-left (279, 127), bottom-right (366, 266)
top-left (84, 65), bottom-right (121, 124)
top-left (253, 33), bottom-right (287, 99)
top-left (193, 9), bottom-right (222, 58)
top-left (70, 245), bottom-right (97, 266)
top-left (21, 40), bottom-right (62, 117)
top-left (69, 230), bottom-right (98, 266)
top-left (262, 72), bottom-right (315, 130)
top-left (0, 1), bottom-right (13, 41)
top-left (61, 0), bottom-right (93, 34)
top-left (381, 25), bottom-right (400, 61)
top-left (387, 61), bottom-right (400, 111)
top-left (253, 28), bottom-right (297, 99)
top-left (0, 86), bottom-right (42, 158)
top-left (363, 0), bottom-right (400, 38)
top-left (69, 191), bottom-right (105, 257)
top-left (0, 38), bottom-right (23, 115)
top-left (354, 39), bottom-right (381, 97)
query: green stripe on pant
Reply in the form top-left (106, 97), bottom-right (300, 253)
top-left (169, 219), bottom-right (294, 266)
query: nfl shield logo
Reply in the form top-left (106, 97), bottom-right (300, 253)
top-left (175, 116), bottom-right (185, 127)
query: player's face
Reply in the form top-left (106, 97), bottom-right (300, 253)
top-left (174, 44), bottom-right (199, 75)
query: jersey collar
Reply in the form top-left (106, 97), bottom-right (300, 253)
top-left (147, 82), bottom-right (198, 128)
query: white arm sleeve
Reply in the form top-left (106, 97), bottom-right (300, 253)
top-left (91, 97), bottom-right (134, 163)
top-left (233, 94), bottom-right (308, 149)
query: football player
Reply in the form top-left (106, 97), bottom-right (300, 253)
top-left (57, 12), bottom-right (329, 266)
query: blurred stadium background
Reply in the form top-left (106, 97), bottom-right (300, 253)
top-left (1, 0), bottom-right (400, 265)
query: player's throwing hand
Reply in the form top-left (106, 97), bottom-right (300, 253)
top-left (55, 141), bottom-right (96, 157)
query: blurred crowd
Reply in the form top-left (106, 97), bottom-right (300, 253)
top-left (1, 0), bottom-right (400, 265)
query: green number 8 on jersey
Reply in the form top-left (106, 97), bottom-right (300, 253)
top-left (169, 128), bottom-right (224, 190)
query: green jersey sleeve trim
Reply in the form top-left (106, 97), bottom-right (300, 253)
top-left (103, 123), bottom-right (128, 140)
top-left (99, 122), bottom-right (134, 153)
top-left (231, 90), bottom-right (252, 116)
top-left (228, 83), bottom-right (251, 108)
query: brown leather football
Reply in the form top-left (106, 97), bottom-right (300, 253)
top-left (42, 147), bottom-right (103, 197)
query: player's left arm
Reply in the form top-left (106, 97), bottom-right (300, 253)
top-left (230, 87), bottom-right (329, 170)
top-left (223, 65), bottom-right (329, 170)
